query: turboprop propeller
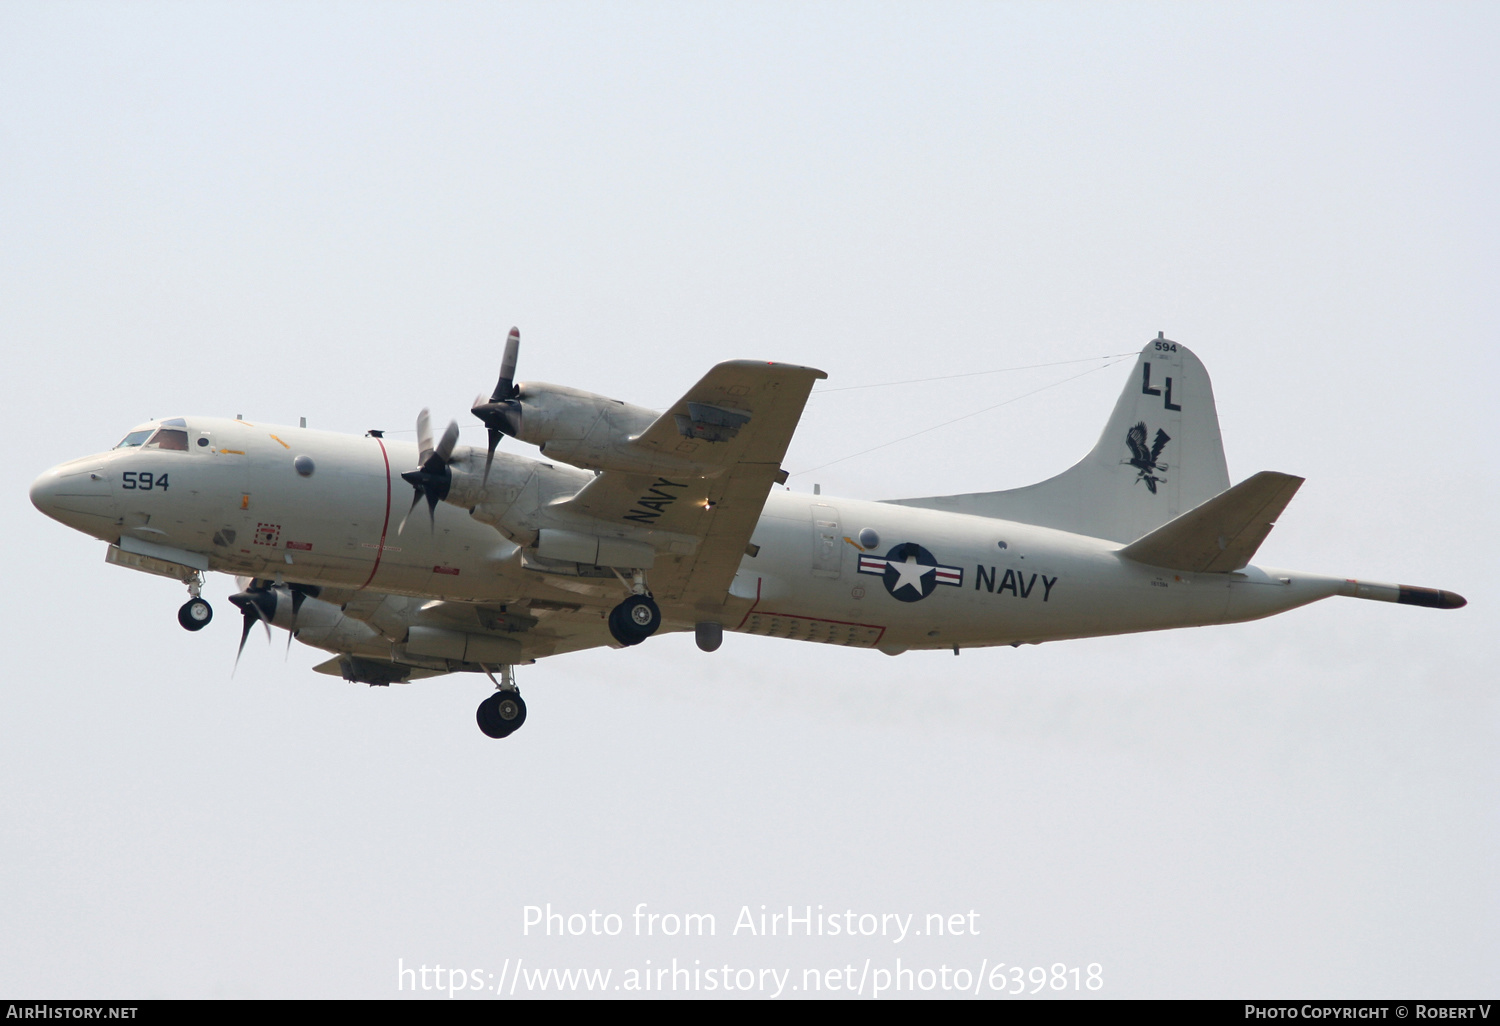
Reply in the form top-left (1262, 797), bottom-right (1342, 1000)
top-left (398, 407), bottom-right (460, 534)
top-left (471, 326), bottom-right (523, 484)
top-left (228, 578), bottom-right (321, 670)
top-left (228, 581), bottom-right (274, 670)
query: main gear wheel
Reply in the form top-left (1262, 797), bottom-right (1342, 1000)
top-left (477, 690), bottom-right (527, 739)
top-left (608, 594), bottom-right (661, 647)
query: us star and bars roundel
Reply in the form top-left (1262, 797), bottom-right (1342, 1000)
top-left (857, 542), bottom-right (964, 602)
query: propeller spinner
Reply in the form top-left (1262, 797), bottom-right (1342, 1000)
top-left (471, 326), bottom-right (523, 484)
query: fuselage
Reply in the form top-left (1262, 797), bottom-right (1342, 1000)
top-left (31, 415), bottom-right (1346, 656)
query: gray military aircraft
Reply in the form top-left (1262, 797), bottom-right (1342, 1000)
top-left (31, 332), bottom-right (1465, 738)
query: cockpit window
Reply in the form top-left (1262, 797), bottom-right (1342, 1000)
top-left (114, 430), bottom-right (154, 449)
top-left (143, 428), bottom-right (190, 451)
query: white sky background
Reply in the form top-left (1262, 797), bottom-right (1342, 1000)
top-left (2, 1), bottom-right (1496, 998)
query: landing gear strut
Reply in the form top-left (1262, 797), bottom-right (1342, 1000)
top-left (607, 569), bottom-right (661, 647)
top-left (177, 573), bottom-right (212, 631)
top-left (476, 664), bottom-right (527, 739)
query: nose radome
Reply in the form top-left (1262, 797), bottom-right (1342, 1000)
top-left (29, 467), bottom-right (64, 516)
top-left (30, 462), bottom-right (117, 529)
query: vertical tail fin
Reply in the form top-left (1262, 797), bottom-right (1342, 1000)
top-left (885, 335), bottom-right (1231, 543)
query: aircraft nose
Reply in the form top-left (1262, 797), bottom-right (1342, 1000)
top-left (30, 462), bottom-right (117, 528)
top-left (29, 466), bottom-right (65, 517)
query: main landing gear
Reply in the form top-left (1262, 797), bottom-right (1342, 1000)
top-left (177, 572), bottom-right (212, 631)
top-left (476, 664), bottom-right (527, 739)
top-left (608, 594), bottom-right (661, 646)
top-left (606, 569), bottom-right (661, 647)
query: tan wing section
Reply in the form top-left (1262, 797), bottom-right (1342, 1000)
top-left (627, 359), bottom-right (828, 469)
top-left (558, 360), bottom-right (825, 611)
top-left (1118, 471), bottom-right (1304, 573)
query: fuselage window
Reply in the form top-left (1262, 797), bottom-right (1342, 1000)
top-left (114, 430), bottom-right (154, 449)
top-left (144, 428), bottom-right (190, 451)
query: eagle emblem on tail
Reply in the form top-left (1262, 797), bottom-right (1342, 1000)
top-left (1123, 421), bottom-right (1171, 493)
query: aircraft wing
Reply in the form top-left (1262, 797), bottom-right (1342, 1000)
top-left (556, 360), bottom-right (825, 614)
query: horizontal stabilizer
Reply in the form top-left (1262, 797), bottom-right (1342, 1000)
top-left (1118, 471), bottom-right (1304, 573)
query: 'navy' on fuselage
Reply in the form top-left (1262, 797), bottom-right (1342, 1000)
top-left (976, 565), bottom-right (1057, 601)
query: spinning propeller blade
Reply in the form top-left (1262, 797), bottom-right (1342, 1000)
top-left (436, 419), bottom-right (460, 463)
top-left (399, 407), bottom-right (460, 534)
top-left (416, 408), bottom-right (434, 465)
top-left (471, 327), bottom-right (524, 484)
top-left (495, 326), bottom-right (520, 402)
top-left (226, 580), bottom-right (320, 671)
top-left (228, 581), bottom-right (276, 673)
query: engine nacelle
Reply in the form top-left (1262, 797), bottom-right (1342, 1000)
top-left (505, 382), bottom-right (718, 476)
top-left (298, 591), bottom-right (528, 675)
top-left (534, 528), bottom-right (657, 569)
top-left (278, 591), bottom-right (381, 649)
top-left (509, 382), bottom-right (653, 459)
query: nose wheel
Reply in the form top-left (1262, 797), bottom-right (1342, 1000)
top-left (177, 571), bottom-right (211, 631)
top-left (178, 597), bottom-right (212, 631)
top-left (608, 594), bottom-right (661, 646)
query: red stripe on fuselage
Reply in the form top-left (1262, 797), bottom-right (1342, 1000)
top-left (735, 577), bottom-right (763, 629)
top-left (733, 577), bottom-right (887, 642)
top-left (358, 436), bottom-right (393, 590)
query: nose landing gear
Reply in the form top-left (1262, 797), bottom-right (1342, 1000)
top-left (178, 598), bottom-right (212, 630)
top-left (177, 572), bottom-right (212, 631)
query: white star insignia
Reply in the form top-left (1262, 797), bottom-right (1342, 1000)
top-left (887, 554), bottom-right (935, 597)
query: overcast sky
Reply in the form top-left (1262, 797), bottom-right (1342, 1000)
top-left (2, 1), bottom-right (1495, 999)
